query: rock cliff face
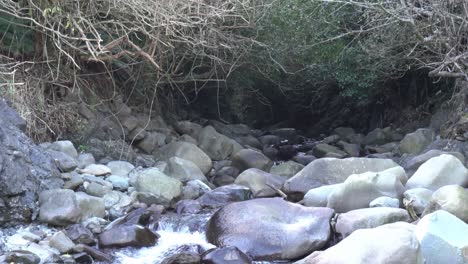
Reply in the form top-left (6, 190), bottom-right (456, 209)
top-left (0, 98), bottom-right (62, 226)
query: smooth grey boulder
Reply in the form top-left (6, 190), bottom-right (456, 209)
top-left (270, 161), bottom-right (304, 179)
top-left (136, 132), bottom-right (166, 154)
top-left (335, 207), bottom-right (411, 238)
top-left (182, 180), bottom-right (211, 200)
top-left (429, 185), bottom-right (468, 222)
top-left (106, 161), bottom-right (135, 177)
top-left (154, 142), bottom-right (213, 174)
top-left (198, 126), bottom-right (243, 160)
top-left (327, 167), bottom-right (406, 213)
top-left (75, 192), bottom-right (106, 221)
top-left (298, 222), bottom-right (422, 264)
top-left (105, 175), bottom-right (129, 190)
top-left (164, 157), bottom-right (208, 183)
top-left (48, 140), bottom-right (78, 159)
top-left (234, 168), bottom-right (285, 197)
top-left (206, 198), bottom-right (334, 261)
top-left (303, 184), bottom-right (341, 207)
top-left (406, 154), bottom-right (468, 190)
top-left (337, 141), bottom-right (360, 157)
top-left (174, 121), bottom-right (203, 139)
top-left (403, 188), bottom-right (433, 215)
top-left (415, 210), bottom-right (468, 264)
top-left (231, 149), bottom-right (273, 172)
top-left (399, 128), bottom-right (435, 154)
top-left (364, 127), bottom-right (394, 145)
top-left (130, 168), bottom-right (182, 204)
top-left (77, 153), bottom-right (96, 169)
top-left (0, 99), bottom-right (62, 226)
top-left (283, 157), bottom-right (399, 196)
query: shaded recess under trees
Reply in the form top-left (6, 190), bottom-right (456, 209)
top-left (0, 0), bottom-right (466, 140)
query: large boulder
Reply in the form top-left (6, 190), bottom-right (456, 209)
top-left (283, 157), bottom-right (399, 196)
top-left (201, 246), bottom-right (252, 264)
top-left (106, 161), bottom-right (135, 177)
top-left (198, 126), bottom-right (243, 160)
top-left (429, 185), bottom-right (468, 222)
top-left (303, 184), bottom-right (341, 207)
top-left (39, 190), bottom-right (105, 226)
top-left (406, 154), bottom-right (468, 190)
top-left (402, 149), bottom-right (465, 176)
top-left (231, 149), bottom-right (273, 172)
top-left (130, 168), bottom-right (182, 204)
top-left (46, 150), bottom-right (78, 173)
top-left (206, 198), bottom-right (334, 261)
top-left (327, 167), bottom-right (406, 213)
top-left (415, 210), bottom-right (468, 264)
top-left (0, 99), bottom-right (62, 226)
top-left (298, 222), bottom-right (422, 264)
top-left (234, 168), bottom-right (285, 197)
top-left (399, 128), bottom-right (435, 154)
top-left (363, 127), bottom-right (394, 145)
top-left (48, 140), bottom-right (79, 159)
top-left (154, 142), bottom-right (212, 174)
top-left (335, 207), bottom-right (411, 238)
top-left (164, 157), bottom-right (208, 183)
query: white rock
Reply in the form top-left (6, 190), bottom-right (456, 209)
top-left (106, 161), bottom-right (135, 177)
top-left (303, 184), bottom-right (341, 207)
top-left (415, 210), bottom-right (468, 264)
top-left (406, 154), bottom-right (468, 190)
top-left (369, 196), bottom-right (400, 208)
top-left (403, 188), bottom-right (433, 215)
top-left (430, 185), bottom-right (468, 222)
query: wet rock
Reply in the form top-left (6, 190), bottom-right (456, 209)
top-left (270, 161), bottom-right (304, 179)
top-left (99, 225), bottom-right (158, 248)
top-left (25, 243), bottom-right (60, 264)
top-left (327, 167), bottom-right (406, 213)
top-left (369, 196), bottom-right (400, 208)
top-left (283, 157), bottom-right (399, 196)
top-left (161, 252), bottom-right (201, 264)
top-left (406, 154), bottom-right (468, 190)
top-left (415, 210), bottom-right (468, 264)
top-left (164, 157), bottom-right (208, 183)
top-left (130, 168), bottom-right (182, 203)
top-left (197, 185), bottom-right (252, 209)
top-left (234, 168), bottom-right (285, 197)
top-left (277, 145), bottom-right (298, 160)
top-left (155, 142), bottom-right (213, 174)
top-left (4, 250), bottom-right (40, 264)
top-left (403, 188), bottom-right (433, 215)
top-left (271, 128), bottom-right (298, 142)
top-left (49, 231), bottom-right (75, 253)
top-left (292, 153), bottom-right (316, 166)
top-left (399, 128), bottom-right (435, 154)
top-left (106, 161), bottom-right (135, 177)
top-left (299, 222), bottom-right (421, 264)
top-left (66, 224), bottom-right (95, 245)
top-left (73, 244), bottom-right (112, 262)
top-left (429, 185), bottom-right (468, 222)
top-left (231, 149), bottom-right (273, 172)
top-left (176, 200), bottom-right (202, 214)
top-left (335, 207), bottom-right (411, 238)
top-left (207, 198), bottom-right (334, 261)
top-left (201, 246), bottom-right (252, 264)
top-left (182, 180), bottom-right (211, 200)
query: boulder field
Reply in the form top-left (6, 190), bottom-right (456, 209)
top-left (1, 101), bottom-right (468, 264)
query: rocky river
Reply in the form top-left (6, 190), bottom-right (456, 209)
top-left (0, 97), bottom-right (468, 264)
